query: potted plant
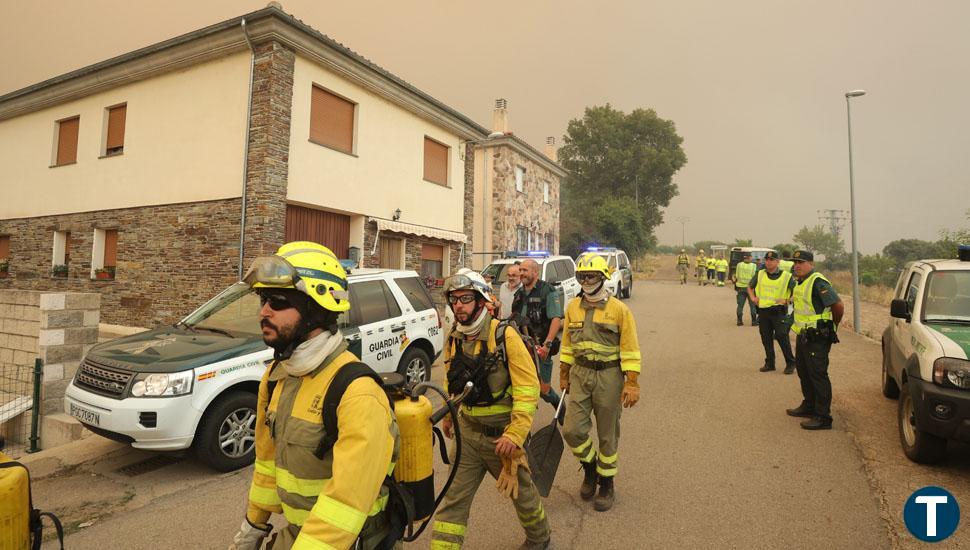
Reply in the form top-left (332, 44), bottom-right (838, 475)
top-left (0, 260), bottom-right (8, 278)
top-left (94, 267), bottom-right (114, 280)
top-left (51, 264), bottom-right (68, 278)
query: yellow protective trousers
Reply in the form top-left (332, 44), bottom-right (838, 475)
top-left (430, 415), bottom-right (550, 549)
top-left (562, 363), bottom-right (624, 478)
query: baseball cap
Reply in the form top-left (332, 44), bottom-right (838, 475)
top-left (764, 251), bottom-right (779, 260)
top-left (792, 250), bottom-right (814, 262)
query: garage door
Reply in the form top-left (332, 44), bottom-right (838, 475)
top-left (285, 205), bottom-right (351, 258)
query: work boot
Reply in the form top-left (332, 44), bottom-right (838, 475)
top-left (594, 476), bottom-right (615, 512)
top-left (751, 319), bottom-right (758, 326)
top-left (800, 416), bottom-right (833, 430)
top-left (759, 365), bottom-right (776, 372)
top-left (783, 363), bottom-right (796, 375)
top-left (786, 405), bottom-right (815, 418)
top-left (580, 461), bottom-right (598, 501)
top-left (519, 539), bottom-right (551, 550)
top-left (737, 319), bottom-right (743, 326)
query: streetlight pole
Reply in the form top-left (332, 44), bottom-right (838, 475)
top-left (676, 216), bottom-right (690, 248)
top-left (845, 89), bottom-right (866, 334)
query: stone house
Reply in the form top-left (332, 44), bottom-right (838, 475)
top-left (0, 5), bottom-right (493, 327)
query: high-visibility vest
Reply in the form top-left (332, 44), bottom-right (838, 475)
top-left (715, 259), bottom-right (728, 273)
top-left (677, 254), bottom-right (690, 265)
top-left (734, 262), bottom-right (757, 288)
top-left (792, 272), bottom-right (833, 334)
top-left (696, 256), bottom-right (706, 268)
top-left (779, 259), bottom-right (794, 273)
top-left (706, 258), bottom-right (716, 269)
top-left (754, 269), bottom-right (793, 308)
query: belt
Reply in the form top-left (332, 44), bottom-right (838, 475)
top-left (576, 358), bottom-right (621, 371)
top-left (463, 420), bottom-right (505, 438)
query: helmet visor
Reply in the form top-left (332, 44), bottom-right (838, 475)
top-left (243, 256), bottom-right (299, 288)
top-left (443, 273), bottom-right (492, 302)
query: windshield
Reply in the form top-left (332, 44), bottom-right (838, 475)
top-left (482, 263), bottom-right (512, 285)
top-left (180, 282), bottom-right (263, 337)
top-left (923, 271), bottom-right (970, 322)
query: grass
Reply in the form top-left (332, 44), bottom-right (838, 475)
top-left (828, 271), bottom-right (894, 306)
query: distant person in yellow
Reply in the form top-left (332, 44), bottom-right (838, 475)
top-left (232, 242), bottom-right (397, 550)
top-left (695, 250), bottom-right (707, 286)
top-left (733, 252), bottom-right (758, 326)
top-left (705, 255), bottom-right (717, 286)
top-left (676, 249), bottom-right (690, 284)
top-left (560, 254), bottom-right (641, 513)
top-left (715, 257), bottom-right (728, 287)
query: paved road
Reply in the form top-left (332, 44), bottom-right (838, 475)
top-left (38, 280), bottom-right (970, 548)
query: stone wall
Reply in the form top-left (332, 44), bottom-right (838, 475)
top-left (0, 290), bottom-right (99, 450)
top-left (0, 199), bottom-right (243, 328)
top-left (490, 145), bottom-right (561, 254)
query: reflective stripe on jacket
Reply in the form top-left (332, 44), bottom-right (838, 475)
top-left (706, 258), bottom-right (716, 269)
top-left (792, 272), bottom-right (833, 334)
top-left (734, 262), bottom-right (757, 288)
top-left (444, 317), bottom-right (539, 448)
top-left (754, 269), bottom-right (793, 308)
top-left (560, 296), bottom-right (641, 374)
top-left (246, 342), bottom-right (398, 550)
top-left (695, 256), bottom-right (706, 267)
top-left (677, 254), bottom-right (690, 265)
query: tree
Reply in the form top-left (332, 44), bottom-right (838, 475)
top-left (732, 238), bottom-right (753, 247)
top-left (691, 240), bottom-right (727, 254)
top-left (793, 225), bottom-right (845, 261)
top-left (883, 239), bottom-right (953, 267)
top-left (559, 104), bottom-right (687, 259)
top-left (771, 243), bottom-right (798, 257)
top-left (941, 208), bottom-right (970, 244)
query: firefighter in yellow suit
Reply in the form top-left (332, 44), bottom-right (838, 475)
top-left (432, 272), bottom-right (550, 550)
top-left (231, 242), bottom-right (398, 550)
top-left (560, 254), bottom-right (641, 512)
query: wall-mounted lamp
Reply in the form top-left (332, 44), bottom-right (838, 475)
top-left (393, 208), bottom-right (401, 221)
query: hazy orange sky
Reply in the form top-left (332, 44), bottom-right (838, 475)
top-left (3, 0), bottom-right (968, 252)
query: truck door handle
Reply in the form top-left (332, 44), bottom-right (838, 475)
top-left (392, 325), bottom-right (406, 333)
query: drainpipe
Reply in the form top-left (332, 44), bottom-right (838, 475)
top-left (238, 19), bottom-right (256, 279)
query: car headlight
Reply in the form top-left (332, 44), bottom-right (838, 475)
top-left (130, 371), bottom-right (194, 397)
top-left (933, 357), bottom-right (970, 390)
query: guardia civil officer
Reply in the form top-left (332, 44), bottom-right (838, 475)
top-left (732, 252), bottom-right (758, 326)
top-left (748, 251), bottom-right (796, 373)
top-left (784, 250), bottom-right (844, 430)
top-left (511, 259), bottom-right (563, 409)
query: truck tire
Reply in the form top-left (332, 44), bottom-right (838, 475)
top-left (194, 390), bottom-right (258, 472)
top-left (624, 281), bottom-right (633, 299)
top-left (881, 340), bottom-right (900, 399)
top-left (898, 380), bottom-right (946, 464)
top-left (398, 347), bottom-right (431, 384)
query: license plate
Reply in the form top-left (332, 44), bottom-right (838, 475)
top-left (70, 403), bottom-right (100, 426)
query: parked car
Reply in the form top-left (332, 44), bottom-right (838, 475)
top-left (481, 251), bottom-right (581, 305)
top-left (64, 269), bottom-right (443, 472)
top-left (881, 246), bottom-right (970, 463)
top-left (728, 246), bottom-right (776, 278)
top-left (577, 247), bottom-right (634, 299)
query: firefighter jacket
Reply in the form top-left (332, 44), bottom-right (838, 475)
top-left (246, 339), bottom-right (398, 550)
top-left (560, 296), bottom-right (642, 374)
top-left (715, 259), bottom-right (728, 273)
top-left (444, 315), bottom-right (540, 448)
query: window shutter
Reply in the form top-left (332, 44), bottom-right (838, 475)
top-left (106, 105), bottom-right (127, 151)
top-left (309, 86), bottom-right (355, 153)
top-left (56, 117), bottom-right (80, 165)
top-left (104, 230), bottom-right (118, 266)
top-left (421, 244), bottom-right (443, 262)
top-left (0, 236), bottom-right (9, 260)
top-left (423, 137), bottom-right (449, 185)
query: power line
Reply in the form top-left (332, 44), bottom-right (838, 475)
top-left (817, 209), bottom-right (849, 239)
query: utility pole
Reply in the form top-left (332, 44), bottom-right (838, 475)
top-left (816, 209), bottom-right (849, 239)
top-left (675, 217), bottom-right (690, 248)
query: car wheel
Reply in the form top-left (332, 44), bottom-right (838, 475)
top-left (399, 347), bottom-right (432, 384)
top-left (898, 380), bottom-right (946, 464)
top-left (624, 281), bottom-right (633, 299)
top-left (615, 283), bottom-right (623, 299)
top-left (881, 340), bottom-right (900, 399)
top-left (194, 390), bottom-right (257, 472)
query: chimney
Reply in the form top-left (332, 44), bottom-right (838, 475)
top-left (544, 137), bottom-right (557, 162)
top-left (492, 98), bottom-right (509, 135)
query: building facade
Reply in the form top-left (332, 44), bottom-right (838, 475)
top-left (0, 6), bottom-right (486, 326)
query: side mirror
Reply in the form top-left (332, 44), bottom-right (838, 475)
top-left (890, 299), bottom-right (911, 321)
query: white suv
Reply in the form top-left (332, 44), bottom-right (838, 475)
top-left (482, 252), bottom-right (581, 304)
top-left (64, 269), bottom-right (443, 472)
top-left (578, 247), bottom-right (634, 299)
top-left (881, 248), bottom-right (970, 463)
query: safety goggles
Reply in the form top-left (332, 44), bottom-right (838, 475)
top-left (576, 273), bottom-right (603, 283)
top-left (448, 294), bottom-right (479, 305)
top-left (244, 255), bottom-right (301, 289)
top-left (259, 291), bottom-right (297, 311)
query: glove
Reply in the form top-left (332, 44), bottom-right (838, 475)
top-left (495, 448), bottom-right (530, 500)
top-left (620, 372), bottom-right (640, 408)
top-left (559, 363), bottom-right (571, 393)
top-left (228, 518), bottom-right (271, 550)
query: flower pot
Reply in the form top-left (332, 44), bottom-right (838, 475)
top-left (95, 271), bottom-right (112, 280)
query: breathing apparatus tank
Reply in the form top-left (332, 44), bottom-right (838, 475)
top-left (385, 377), bottom-right (436, 521)
top-left (0, 449), bottom-right (31, 550)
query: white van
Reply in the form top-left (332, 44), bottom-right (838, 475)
top-left (64, 269), bottom-right (442, 471)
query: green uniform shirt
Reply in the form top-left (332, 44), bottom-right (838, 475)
top-left (514, 279), bottom-right (563, 339)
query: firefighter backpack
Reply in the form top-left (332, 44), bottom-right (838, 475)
top-left (0, 440), bottom-right (65, 550)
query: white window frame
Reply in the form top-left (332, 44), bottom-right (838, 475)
top-left (52, 231), bottom-right (69, 274)
top-left (543, 181), bottom-right (549, 204)
top-left (515, 166), bottom-right (525, 193)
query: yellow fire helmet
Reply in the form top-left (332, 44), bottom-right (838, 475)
top-left (243, 241), bottom-right (350, 313)
top-left (576, 253), bottom-right (611, 279)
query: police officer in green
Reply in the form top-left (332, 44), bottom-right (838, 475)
top-left (784, 250), bottom-right (845, 430)
top-left (512, 259), bottom-right (563, 409)
top-left (733, 252), bottom-right (758, 326)
top-left (748, 251), bottom-right (796, 373)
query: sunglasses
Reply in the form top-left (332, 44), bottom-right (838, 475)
top-left (577, 273), bottom-right (602, 283)
top-left (447, 294), bottom-right (478, 305)
top-left (259, 292), bottom-right (296, 311)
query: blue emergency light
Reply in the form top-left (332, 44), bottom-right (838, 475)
top-left (585, 246), bottom-right (616, 253)
top-left (505, 250), bottom-right (551, 258)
